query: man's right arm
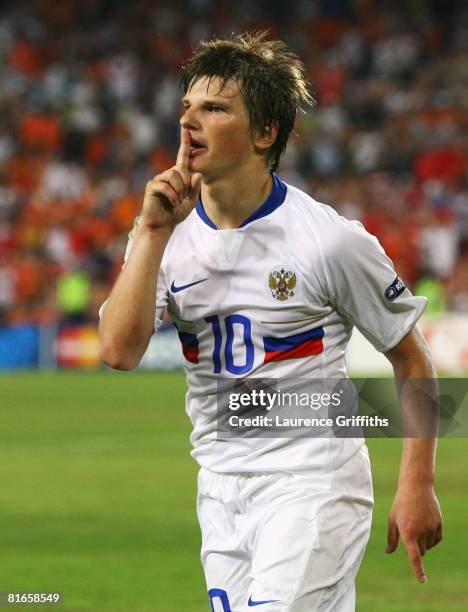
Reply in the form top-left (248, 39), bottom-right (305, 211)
top-left (98, 224), bottom-right (172, 370)
top-left (99, 127), bottom-right (201, 370)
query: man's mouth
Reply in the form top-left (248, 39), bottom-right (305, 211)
top-left (190, 137), bottom-right (207, 154)
top-left (190, 140), bottom-right (207, 156)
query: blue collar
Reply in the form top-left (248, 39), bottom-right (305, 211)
top-left (196, 173), bottom-right (287, 230)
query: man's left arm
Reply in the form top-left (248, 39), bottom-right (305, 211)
top-left (384, 326), bottom-right (443, 583)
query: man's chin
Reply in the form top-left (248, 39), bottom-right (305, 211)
top-left (189, 156), bottom-right (207, 173)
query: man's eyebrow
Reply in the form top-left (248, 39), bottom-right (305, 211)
top-left (181, 96), bottom-right (232, 105)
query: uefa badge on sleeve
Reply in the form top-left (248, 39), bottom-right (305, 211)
top-left (384, 276), bottom-right (406, 301)
top-left (268, 266), bottom-right (299, 301)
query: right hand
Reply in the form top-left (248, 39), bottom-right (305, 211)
top-left (141, 127), bottom-right (202, 231)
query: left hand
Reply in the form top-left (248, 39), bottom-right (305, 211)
top-left (386, 482), bottom-right (443, 583)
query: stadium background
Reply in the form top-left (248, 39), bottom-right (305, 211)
top-left (0, 0), bottom-right (467, 610)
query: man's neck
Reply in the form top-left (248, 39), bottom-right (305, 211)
top-left (200, 166), bottom-right (273, 230)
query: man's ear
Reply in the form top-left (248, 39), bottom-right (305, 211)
top-left (254, 122), bottom-right (279, 151)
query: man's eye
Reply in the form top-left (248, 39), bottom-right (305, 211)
top-left (209, 105), bottom-right (223, 112)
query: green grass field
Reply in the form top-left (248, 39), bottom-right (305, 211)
top-left (0, 372), bottom-right (467, 611)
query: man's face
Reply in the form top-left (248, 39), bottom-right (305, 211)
top-left (180, 76), bottom-right (259, 180)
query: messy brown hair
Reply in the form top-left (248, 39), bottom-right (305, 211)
top-left (181, 31), bottom-right (314, 172)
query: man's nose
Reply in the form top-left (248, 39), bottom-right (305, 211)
top-left (180, 107), bottom-right (198, 129)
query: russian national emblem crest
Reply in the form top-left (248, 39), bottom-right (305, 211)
top-left (269, 267), bottom-right (297, 301)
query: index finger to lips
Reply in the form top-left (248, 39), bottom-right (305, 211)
top-left (176, 126), bottom-right (191, 178)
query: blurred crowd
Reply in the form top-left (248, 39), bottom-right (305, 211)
top-left (0, 0), bottom-right (466, 326)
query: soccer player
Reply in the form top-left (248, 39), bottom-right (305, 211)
top-left (99, 32), bottom-right (443, 611)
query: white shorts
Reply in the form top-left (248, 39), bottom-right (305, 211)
top-left (197, 445), bottom-right (373, 612)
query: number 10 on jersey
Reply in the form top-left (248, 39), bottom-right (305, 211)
top-left (205, 315), bottom-right (254, 375)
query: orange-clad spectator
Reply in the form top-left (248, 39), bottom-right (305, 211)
top-left (414, 147), bottom-right (465, 182)
top-left (68, 223), bottom-right (91, 256)
top-left (311, 60), bottom-right (346, 104)
top-left (312, 16), bottom-right (350, 48)
top-left (9, 38), bottom-right (44, 76)
top-left (419, 105), bottom-right (460, 130)
top-left (7, 153), bottom-right (48, 193)
top-left (13, 253), bottom-right (46, 304)
top-left (19, 113), bottom-right (62, 151)
top-left (361, 208), bottom-right (389, 239)
top-left (379, 223), bottom-right (421, 286)
top-left (35, 0), bottom-right (76, 29)
top-left (14, 220), bottom-right (44, 251)
top-left (83, 216), bottom-right (116, 250)
top-left (85, 133), bottom-right (107, 167)
top-left (424, 23), bottom-right (444, 52)
top-left (150, 147), bottom-right (174, 175)
top-left (360, 10), bottom-right (385, 42)
top-left (111, 192), bottom-right (140, 233)
top-left (0, 226), bottom-right (16, 256)
top-left (70, 214), bottom-right (117, 254)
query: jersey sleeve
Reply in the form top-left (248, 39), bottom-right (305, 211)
top-left (323, 218), bottom-right (427, 352)
top-left (99, 216), bottom-right (169, 330)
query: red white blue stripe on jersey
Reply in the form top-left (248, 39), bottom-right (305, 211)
top-left (177, 330), bottom-right (199, 364)
top-left (263, 326), bottom-right (324, 363)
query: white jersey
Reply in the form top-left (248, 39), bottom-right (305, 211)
top-left (124, 174), bottom-right (426, 473)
